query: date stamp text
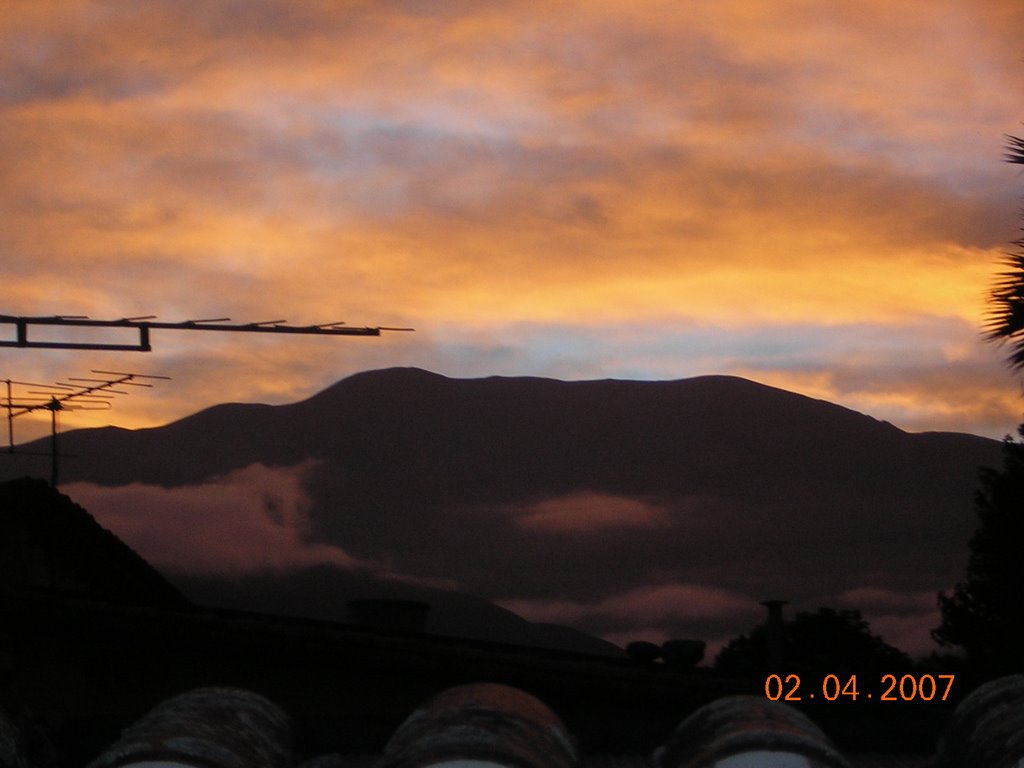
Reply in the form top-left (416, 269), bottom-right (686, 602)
top-left (764, 673), bottom-right (955, 702)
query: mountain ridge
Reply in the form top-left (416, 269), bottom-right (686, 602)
top-left (7, 367), bottom-right (986, 487)
top-left (0, 367), bottom-right (1003, 655)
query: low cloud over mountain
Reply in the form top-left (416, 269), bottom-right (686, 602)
top-left (65, 460), bottom-right (364, 575)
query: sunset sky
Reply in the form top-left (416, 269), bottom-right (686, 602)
top-left (4, 0), bottom-right (1024, 444)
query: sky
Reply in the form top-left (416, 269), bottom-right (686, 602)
top-left (3, 0), bottom-right (1024, 447)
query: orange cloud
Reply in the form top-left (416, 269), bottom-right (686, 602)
top-left (729, 341), bottom-right (1023, 438)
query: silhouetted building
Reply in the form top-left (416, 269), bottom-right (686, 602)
top-left (0, 477), bottom-right (189, 608)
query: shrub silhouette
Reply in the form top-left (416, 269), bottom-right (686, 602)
top-left (714, 607), bottom-right (910, 678)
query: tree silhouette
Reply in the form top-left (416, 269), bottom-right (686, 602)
top-left (714, 607), bottom-right (910, 678)
top-left (932, 427), bottom-right (1024, 676)
top-left (984, 134), bottom-right (1024, 370)
top-left (933, 132), bottom-right (1024, 678)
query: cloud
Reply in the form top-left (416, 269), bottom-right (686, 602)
top-left (62, 460), bottom-right (364, 575)
top-left (513, 491), bottom-right (671, 533)
top-left (729, 321), bottom-right (1022, 438)
top-left (498, 582), bottom-right (757, 626)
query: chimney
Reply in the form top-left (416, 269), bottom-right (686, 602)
top-left (760, 599), bottom-right (788, 672)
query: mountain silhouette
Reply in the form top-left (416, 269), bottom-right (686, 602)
top-left (0, 368), bottom-right (1003, 652)
top-left (4, 366), bottom-right (997, 494)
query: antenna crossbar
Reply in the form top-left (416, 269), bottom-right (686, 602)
top-left (0, 315), bottom-right (412, 352)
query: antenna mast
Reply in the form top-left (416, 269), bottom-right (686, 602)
top-left (3, 371), bottom-right (169, 486)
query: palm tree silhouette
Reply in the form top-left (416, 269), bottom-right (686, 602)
top-left (985, 134), bottom-right (1024, 371)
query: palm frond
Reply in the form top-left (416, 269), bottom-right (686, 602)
top-left (1007, 133), bottom-right (1024, 165)
top-left (987, 136), bottom-right (1024, 371)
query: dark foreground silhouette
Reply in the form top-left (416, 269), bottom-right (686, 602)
top-left (0, 476), bottom-right (1003, 766)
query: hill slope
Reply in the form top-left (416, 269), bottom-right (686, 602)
top-left (0, 368), bottom-right (1003, 654)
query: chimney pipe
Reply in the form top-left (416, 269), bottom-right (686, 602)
top-left (760, 599), bottom-right (788, 672)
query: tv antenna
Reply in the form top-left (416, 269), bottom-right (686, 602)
top-left (3, 371), bottom-right (169, 487)
top-left (0, 314), bottom-right (414, 352)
